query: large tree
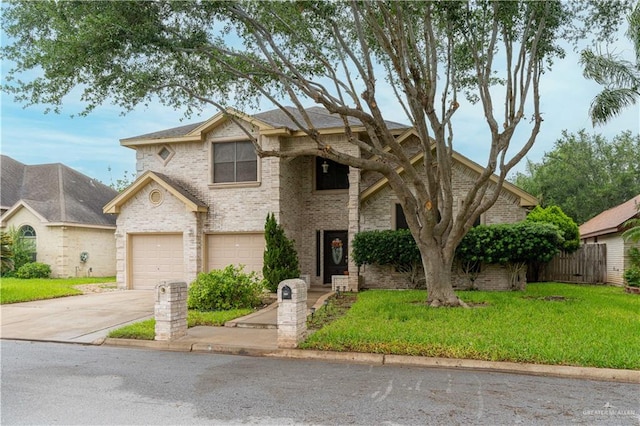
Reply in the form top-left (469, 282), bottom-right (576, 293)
top-left (513, 130), bottom-right (640, 224)
top-left (1, 1), bottom-right (630, 306)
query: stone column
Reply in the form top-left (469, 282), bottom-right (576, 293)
top-left (277, 278), bottom-right (307, 348)
top-left (154, 281), bottom-right (188, 341)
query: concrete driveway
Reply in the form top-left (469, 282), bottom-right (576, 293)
top-left (0, 291), bottom-right (155, 344)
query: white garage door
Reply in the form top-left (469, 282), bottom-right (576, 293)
top-left (130, 234), bottom-right (184, 290)
top-left (207, 233), bottom-right (265, 275)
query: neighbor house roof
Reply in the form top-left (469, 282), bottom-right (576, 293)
top-left (120, 106), bottom-right (409, 146)
top-left (579, 194), bottom-right (640, 239)
top-left (0, 155), bottom-right (119, 227)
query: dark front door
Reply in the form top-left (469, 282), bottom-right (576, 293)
top-left (323, 230), bottom-right (348, 284)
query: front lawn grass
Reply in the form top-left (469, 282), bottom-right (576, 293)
top-left (107, 308), bottom-right (253, 340)
top-left (301, 283), bottom-right (640, 370)
top-left (0, 277), bottom-right (116, 304)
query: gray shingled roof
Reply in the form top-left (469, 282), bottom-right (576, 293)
top-left (1, 155), bottom-right (119, 227)
top-left (122, 106), bottom-right (409, 141)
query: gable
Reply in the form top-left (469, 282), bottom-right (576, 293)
top-left (360, 147), bottom-right (538, 208)
top-left (120, 106), bottom-right (409, 147)
top-left (104, 171), bottom-right (208, 214)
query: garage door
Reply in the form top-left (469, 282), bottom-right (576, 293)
top-left (130, 234), bottom-right (184, 290)
top-left (207, 233), bottom-right (265, 275)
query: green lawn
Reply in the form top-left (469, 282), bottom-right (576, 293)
top-left (107, 309), bottom-right (254, 340)
top-left (0, 277), bottom-right (116, 304)
top-left (301, 283), bottom-right (640, 370)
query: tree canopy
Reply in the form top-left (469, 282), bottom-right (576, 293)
top-left (1, 1), bottom-right (632, 306)
top-left (513, 130), bottom-right (640, 224)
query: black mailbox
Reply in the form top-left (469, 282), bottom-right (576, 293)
top-left (281, 285), bottom-right (292, 300)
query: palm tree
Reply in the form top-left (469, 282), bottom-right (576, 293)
top-left (622, 217), bottom-right (640, 243)
top-left (581, 3), bottom-right (640, 126)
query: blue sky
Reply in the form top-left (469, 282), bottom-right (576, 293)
top-left (1, 36), bottom-right (638, 187)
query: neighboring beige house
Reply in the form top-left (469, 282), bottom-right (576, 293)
top-left (580, 194), bottom-right (640, 285)
top-left (1, 155), bottom-right (118, 278)
top-left (104, 107), bottom-right (537, 291)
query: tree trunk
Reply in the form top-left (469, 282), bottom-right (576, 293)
top-left (420, 243), bottom-right (467, 307)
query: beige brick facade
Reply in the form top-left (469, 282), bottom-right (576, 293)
top-left (1, 206), bottom-right (116, 278)
top-left (113, 113), bottom-right (533, 291)
top-left (358, 158), bottom-right (529, 291)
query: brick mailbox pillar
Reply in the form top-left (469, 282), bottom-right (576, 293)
top-left (155, 281), bottom-right (188, 341)
top-left (277, 278), bottom-right (307, 348)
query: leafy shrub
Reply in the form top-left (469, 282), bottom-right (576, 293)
top-left (1, 227), bottom-right (36, 276)
top-left (624, 247), bottom-right (640, 287)
top-left (352, 229), bottom-right (423, 288)
top-left (623, 267), bottom-right (640, 287)
top-left (456, 222), bottom-right (562, 264)
top-left (1, 232), bottom-right (14, 275)
top-left (187, 265), bottom-right (264, 311)
top-left (263, 213), bottom-right (300, 293)
top-left (526, 205), bottom-right (580, 252)
top-left (15, 262), bottom-right (51, 279)
top-left (352, 229), bottom-right (420, 267)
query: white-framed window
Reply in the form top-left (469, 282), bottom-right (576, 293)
top-left (212, 141), bottom-right (258, 183)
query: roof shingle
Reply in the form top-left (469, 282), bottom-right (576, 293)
top-left (1, 155), bottom-right (119, 227)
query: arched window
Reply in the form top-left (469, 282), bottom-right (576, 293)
top-left (20, 225), bottom-right (36, 239)
top-left (19, 225), bottom-right (37, 261)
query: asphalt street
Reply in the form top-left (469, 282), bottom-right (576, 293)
top-left (2, 341), bottom-right (638, 425)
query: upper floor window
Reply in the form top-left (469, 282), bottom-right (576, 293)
top-left (315, 157), bottom-right (349, 190)
top-left (212, 141), bottom-right (257, 183)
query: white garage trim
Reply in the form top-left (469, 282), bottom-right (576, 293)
top-left (128, 233), bottom-right (184, 290)
top-left (205, 232), bottom-right (265, 276)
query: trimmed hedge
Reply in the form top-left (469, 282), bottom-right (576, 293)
top-left (353, 222), bottom-right (562, 269)
top-left (456, 222), bottom-right (562, 265)
top-left (352, 229), bottom-right (420, 267)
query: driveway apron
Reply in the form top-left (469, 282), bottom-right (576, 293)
top-left (0, 291), bottom-right (155, 344)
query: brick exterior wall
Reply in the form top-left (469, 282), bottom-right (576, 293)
top-left (117, 116), bottom-right (529, 291)
top-left (1, 207), bottom-right (116, 278)
top-left (358, 159), bottom-right (528, 291)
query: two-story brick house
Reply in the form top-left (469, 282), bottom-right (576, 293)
top-left (104, 106), bottom-right (537, 291)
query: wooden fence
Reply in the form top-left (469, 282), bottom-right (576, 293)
top-left (530, 243), bottom-right (607, 284)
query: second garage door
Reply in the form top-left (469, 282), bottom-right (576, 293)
top-left (207, 233), bottom-right (265, 275)
top-left (130, 234), bottom-right (184, 290)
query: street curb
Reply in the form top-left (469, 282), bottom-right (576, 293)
top-left (268, 349), bottom-right (385, 365)
top-left (104, 338), bottom-right (193, 352)
top-left (383, 354), bottom-right (640, 384)
top-left (101, 338), bottom-right (640, 384)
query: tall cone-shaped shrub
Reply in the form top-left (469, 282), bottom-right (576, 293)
top-left (263, 213), bottom-right (300, 293)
